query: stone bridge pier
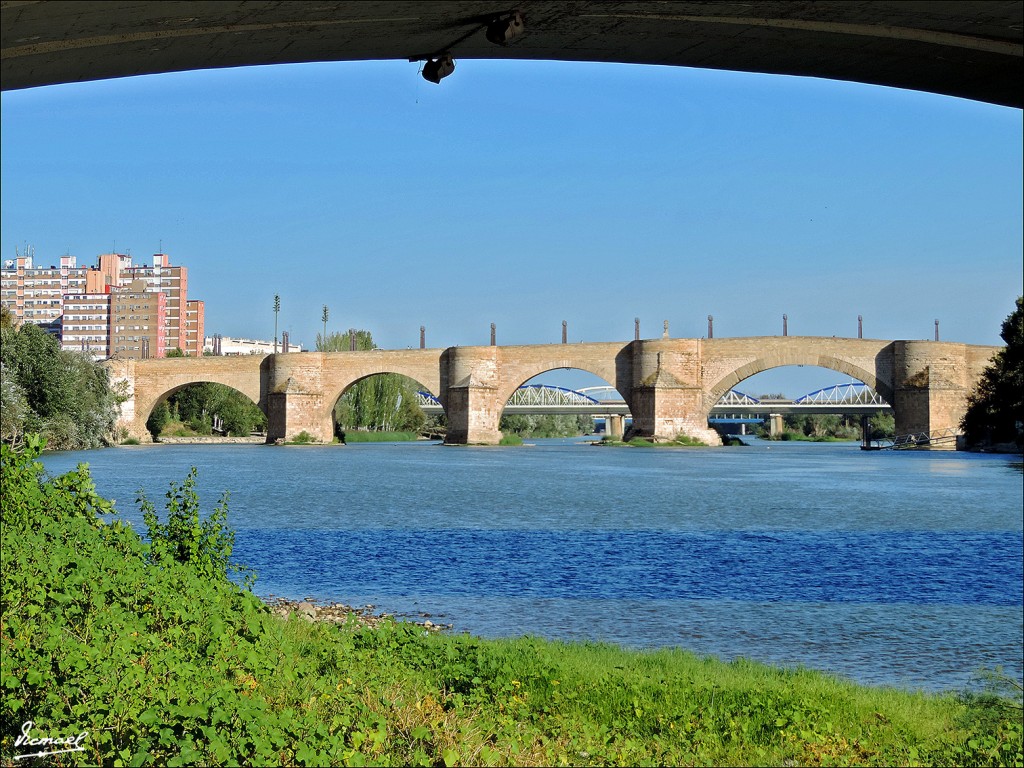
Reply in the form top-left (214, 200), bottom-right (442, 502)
top-left (439, 346), bottom-right (503, 445)
top-left (892, 341), bottom-right (997, 438)
top-left (623, 339), bottom-right (724, 445)
top-left (265, 354), bottom-right (332, 443)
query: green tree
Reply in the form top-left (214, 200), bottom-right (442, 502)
top-left (169, 382), bottom-right (219, 433)
top-left (1, 323), bottom-right (72, 419)
top-left (0, 322), bottom-right (120, 450)
top-left (147, 400), bottom-right (171, 438)
top-left (499, 413), bottom-right (594, 438)
top-left (166, 347), bottom-right (186, 358)
top-left (216, 392), bottom-right (266, 436)
top-left (155, 383), bottom-right (266, 437)
top-left (0, 304), bottom-right (14, 330)
top-left (868, 411), bottom-right (895, 439)
top-left (961, 295), bottom-right (1024, 448)
top-left (0, 364), bottom-right (30, 449)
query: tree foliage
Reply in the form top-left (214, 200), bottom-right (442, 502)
top-left (138, 467), bottom-right (252, 587)
top-left (0, 304), bottom-right (14, 330)
top-left (0, 322), bottom-right (120, 450)
top-left (961, 296), bottom-right (1024, 448)
top-left (499, 413), bottom-right (594, 438)
top-left (148, 383), bottom-right (267, 438)
top-left (868, 411), bottom-right (895, 439)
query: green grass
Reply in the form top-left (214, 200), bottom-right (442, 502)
top-left (158, 419), bottom-right (208, 438)
top-left (599, 435), bottom-right (708, 447)
top-left (499, 433), bottom-right (524, 446)
top-left (343, 430), bottom-right (420, 443)
top-left (776, 431), bottom-right (858, 443)
top-left (2, 438), bottom-right (1021, 767)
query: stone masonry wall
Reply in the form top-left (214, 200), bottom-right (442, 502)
top-left (112, 339), bottom-right (1000, 446)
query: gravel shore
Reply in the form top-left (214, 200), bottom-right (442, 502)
top-left (262, 596), bottom-right (452, 632)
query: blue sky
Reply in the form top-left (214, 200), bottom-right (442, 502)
top-left (2, 58), bottom-right (1021, 396)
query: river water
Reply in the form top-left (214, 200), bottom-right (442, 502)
top-left (40, 438), bottom-right (1023, 694)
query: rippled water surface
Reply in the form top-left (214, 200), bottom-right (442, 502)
top-left (42, 438), bottom-right (1023, 692)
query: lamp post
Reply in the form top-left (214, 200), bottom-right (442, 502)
top-left (321, 304), bottom-right (329, 350)
top-left (273, 294), bottom-right (280, 353)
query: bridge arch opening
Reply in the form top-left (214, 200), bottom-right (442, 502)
top-left (145, 381), bottom-right (266, 440)
top-left (499, 369), bottom-right (630, 441)
top-left (329, 372), bottom-right (443, 442)
top-left (708, 365), bottom-right (894, 442)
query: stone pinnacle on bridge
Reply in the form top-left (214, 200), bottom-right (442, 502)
top-left (490, 323), bottom-right (496, 346)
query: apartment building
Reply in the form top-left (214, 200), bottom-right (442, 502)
top-left (110, 280), bottom-right (167, 359)
top-left (121, 253), bottom-right (190, 351)
top-left (183, 299), bottom-right (205, 356)
top-left (0, 250), bottom-right (90, 334)
top-left (1, 249), bottom-right (204, 360)
top-left (61, 293), bottom-right (113, 358)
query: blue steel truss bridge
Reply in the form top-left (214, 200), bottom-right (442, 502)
top-left (415, 382), bottom-right (891, 418)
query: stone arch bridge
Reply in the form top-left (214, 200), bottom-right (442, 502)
top-left (105, 336), bottom-right (999, 447)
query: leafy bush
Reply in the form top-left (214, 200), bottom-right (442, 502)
top-left (138, 467), bottom-right (252, 588)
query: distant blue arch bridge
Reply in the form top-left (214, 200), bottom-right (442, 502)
top-left (415, 382), bottom-right (891, 421)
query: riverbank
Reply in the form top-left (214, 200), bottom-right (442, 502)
top-left (262, 596), bottom-right (452, 632)
top-left (593, 435), bottom-right (709, 447)
top-left (5, 441), bottom-right (1022, 766)
top-left (153, 435), bottom-right (266, 444)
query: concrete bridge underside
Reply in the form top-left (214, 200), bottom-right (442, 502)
top-left (106, 336), bottom-right (999, 448)
top-left (2, 2), bottom-right (1021, 108)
